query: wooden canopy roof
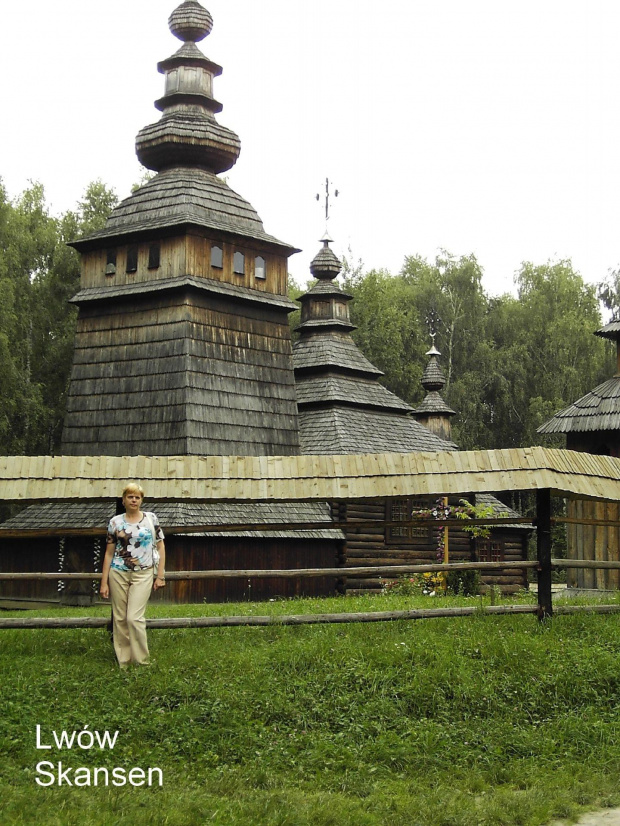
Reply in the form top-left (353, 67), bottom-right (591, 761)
top-left (0, 447), bottom-right (618, 503)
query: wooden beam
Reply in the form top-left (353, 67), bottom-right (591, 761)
top-left (0, 604), bottom-right (539, 630)
top-left (1, 603), bottom-right (619, 630)
top-left (0, 561), bottom-right (539, 582)
top-left (0, 516), bottom-right (535, 539)
top-left (536, 489), bottom-right (553, 620)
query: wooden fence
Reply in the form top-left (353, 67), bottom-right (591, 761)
top-left (2, 489), bottom-right (620, 628)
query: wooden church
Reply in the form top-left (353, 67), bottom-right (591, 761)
top-left (538, 321), bottom-right (620, 590)
top-left (0, 0), bottom-right (530, 605)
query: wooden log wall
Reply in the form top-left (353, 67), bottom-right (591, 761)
top-left (340, 501), bottom-right (528, 595)
top-left (567, 499), bottom-right (620, 590)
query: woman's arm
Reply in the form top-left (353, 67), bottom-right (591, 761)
top-left (100, 541), bottom-right (115, 599)
top-left (153, 540), bottom-right (166, 590)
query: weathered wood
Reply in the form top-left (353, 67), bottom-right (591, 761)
top-left (0, 561), bottom-right (539, 582)
top-left (555, 515), bottom-right (620, 528)
top-left (0, 603), bottom-right (539, 630)
top-left (2, 447), bottom-right (620, 503)
top-left (537, 489), bottom-right (553, 619)
top-left (551, 559), bottom-right (620, 570)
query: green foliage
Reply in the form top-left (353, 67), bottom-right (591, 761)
top-left (0, 178), bottom-right (117, 454)
top-left (446, 568), bottom-right (481, 596)
top-left (2, 596), bottom-right (620, 824)
top-left (333, 253), bottom-right (615, 451)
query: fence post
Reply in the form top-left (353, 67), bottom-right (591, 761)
top-left (536, 489), bottom-right (553, 620)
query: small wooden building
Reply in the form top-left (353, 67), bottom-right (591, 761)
top-left (538, 321), bottom-right (620, 590)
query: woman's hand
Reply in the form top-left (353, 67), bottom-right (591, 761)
top-left (153, 576), bottom-right (166, 591)
top-left (100, 582), bottom-right (110, 599)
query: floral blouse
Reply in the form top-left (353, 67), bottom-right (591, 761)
top-left (106, 512), bottom-right (164, 572)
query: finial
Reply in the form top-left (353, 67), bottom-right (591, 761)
top-left (135, 1), bottom-right (240, 174)
top-left (169, 1), bottom-right (213, 42)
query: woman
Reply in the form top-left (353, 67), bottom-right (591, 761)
top-left (100, 483), bottom-right (166, 667)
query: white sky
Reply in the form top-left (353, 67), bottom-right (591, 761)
top-left (2, 0), bottom-right (620, 295)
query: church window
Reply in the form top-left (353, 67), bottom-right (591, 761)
top-left (105, 249), bottom-right (117, 276)
top-left (233, 251), bottom-right (245, 275)
top-left (211, 245), bottom-right (223, 269)
top-left (126, 245), bottom-right (138, 273)
top-left (255, 256), bottom-right (266, 280)
top-left (148, 242), bottom-right (160, 269)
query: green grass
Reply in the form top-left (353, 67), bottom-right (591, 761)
top-left (2, 592), bottom-right (620, 825)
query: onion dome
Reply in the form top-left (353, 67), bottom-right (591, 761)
top-left (136, 0), bottom-right (240, 174)
top-left (295, 235), bottom-right (357, 337)
top-left (169, 1), bottom-right (213, 41)
top-left (310, 233), bottom-right (342, 280)
top-left (421, 345), bottom-right (447, 393)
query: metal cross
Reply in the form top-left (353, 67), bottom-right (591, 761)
top-left (316, 178), bottom-right (339, 223)
top-left (425, 309), bottom-right (441, 344)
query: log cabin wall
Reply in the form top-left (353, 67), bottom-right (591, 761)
top-left (340, 499), bottom-right (529, 595)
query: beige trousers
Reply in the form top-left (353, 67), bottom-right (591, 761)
top-left (109, 567), bottom-right (154, 665)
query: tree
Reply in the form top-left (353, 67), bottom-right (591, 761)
top-left (0, 179), bottom-right (117, 454)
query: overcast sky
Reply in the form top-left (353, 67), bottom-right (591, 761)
top-left (2, 0), bottom-right (620, 295)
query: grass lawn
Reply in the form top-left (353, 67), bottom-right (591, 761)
top-left (2, 591), bottom-right (620, 825)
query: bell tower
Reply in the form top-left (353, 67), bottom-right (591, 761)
top-left (62, 0), bottom-right (301, 457)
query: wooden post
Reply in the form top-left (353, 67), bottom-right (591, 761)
top-left (536, 489), bottom-right (553, 620)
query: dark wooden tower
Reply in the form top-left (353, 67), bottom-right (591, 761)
top-left (539, 321), bottom-right (620, 590)
top-left (61, 0), bottom-right (301, 456)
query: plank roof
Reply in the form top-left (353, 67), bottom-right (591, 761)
top-left (0, 448), bottom-right (619, 502)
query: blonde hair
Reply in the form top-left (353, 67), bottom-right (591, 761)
top-left (122, 482), bottom-right (144, 500)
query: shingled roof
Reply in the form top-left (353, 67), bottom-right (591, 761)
top-left (292, 238), bottom-right (457, 454)
top-left (0, 501), bottom-right (342, 540)
top-left (537, 377), bottom-right (620, 434)
top-left (72, 169), bottom-right (297, 254)
top-left (71, 1), bottom-right (296, 256)
top-left (538, 322), bottom-right (620, 435)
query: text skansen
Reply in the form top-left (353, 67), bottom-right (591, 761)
top-left (34, 726), bottom-right (163, 787)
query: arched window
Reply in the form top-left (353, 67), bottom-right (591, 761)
top-left (211, 245), bottom-right (223, 269)
top-left (233, 251), bottom-right (245, 275)
top-left (255, 256), bottom-right (266, 280)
